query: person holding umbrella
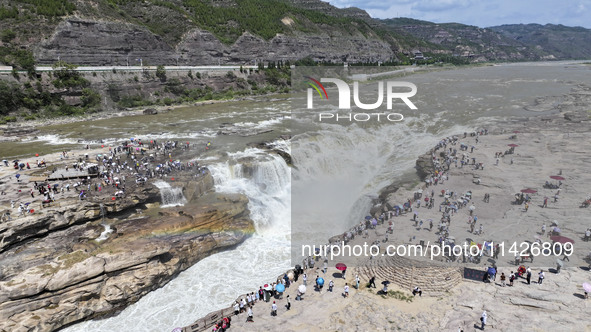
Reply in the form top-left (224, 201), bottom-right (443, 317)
top-left (381, 280), bottom-right (390, 294)
top-left (335, 263), bottom-right (347, 279)
top-left (315, 276), bottom-right (324, 291)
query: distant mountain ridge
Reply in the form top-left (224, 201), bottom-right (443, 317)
top-left (489, 23), bottom-right (591, 60)
top-left (0, 0), bottom-right (590, 67)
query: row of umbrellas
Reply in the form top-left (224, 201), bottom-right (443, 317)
top-left (262, 264), bottom-right (350, 294)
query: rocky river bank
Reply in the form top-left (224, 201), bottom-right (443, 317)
top-left (0, 156), bottom-right (255, 332)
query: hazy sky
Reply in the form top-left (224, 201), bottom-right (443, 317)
top-left (327, 0), bottom-right (591, 28)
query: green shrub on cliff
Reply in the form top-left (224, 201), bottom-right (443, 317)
top-left (14, 0), bottom-right (75, 17)
top-left (51, 61), bottom-right (90, 89)
top-left (0, 46), bottom-right (36, 76)
top-left (0, 5), bottom-right (19, 19)
top-left (81, 88), bottom-right (101, 108)
top-left (1, 29), bottom-right (16, 43)
top-left (155, 65), bottom-right (167, 81)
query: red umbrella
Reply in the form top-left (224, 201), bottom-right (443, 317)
top-left (513, 130), bottom-right (520, 133)
top-left (508, 144), bottom-right (519, 147)
top-left (335, 263), bottom-right (347, 271)
top-left (550, 236), bottom-right (574, 244)
top-left (550, 176), bottom-right (565, 181)
top-left (521, 188), bottom-right (537, 194)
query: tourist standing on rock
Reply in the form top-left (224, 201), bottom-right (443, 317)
top-left (271, 301), bottom-right (277, 316)
top-left (285, 295), bottom-right (291, 310)
top-left (323, 259), bottom-right (328, 274)
top-left (480, 311), bottom-right (487, 330)
top-left (538, 270), bottom-right (545, 284)
top-left (355, 275), bottom-right (360, 289)
top-left (233, 302), bottom-right (239, 316)
top-left (526, 267), bottom-right (532, 284)
top-left (303, 273), bottom-right (307, 286)
top-left (344, 283), bottom-right (349, 297)
top-left (246, 305), bottom-right (253, 322)
top-left (500, 273), bottom-right (506, 287)
top-left (369, 276), bottom-right (376, 288)
top-left (328, 280), bottom-right (334, 292)
top-left (239, 298), bottom-right (246, 313)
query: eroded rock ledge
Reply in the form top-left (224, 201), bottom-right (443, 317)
top-left (0, 173), bottom-right (254, 332)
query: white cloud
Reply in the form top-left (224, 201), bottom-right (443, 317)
top-left (412, 0), bottom-right (474, 12)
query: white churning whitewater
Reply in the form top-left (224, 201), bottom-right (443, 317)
top-left (95, 203), bottom-right (113, 242)
top-left (153, 181), bottom-right (188, 208)
top-left (62, 145), bottom-right (292, 332)
top-left (291, 116), bottom-right (475, 247)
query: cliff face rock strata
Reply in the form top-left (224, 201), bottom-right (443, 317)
top-left (0, 175), bottom-right (254, 332)
top-left (35, 18), bottom-right (394, 65)
top-left (35, 19), bottom-right (176, 66)
top-left (0, 184), bottom-right (160, 253)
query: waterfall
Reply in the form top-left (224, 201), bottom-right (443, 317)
top-left (154, 181), bottom-right (187, 208)
top-left (208, 147), bottom-right (291, 232)
top-left (96, 203), bottom-right (113, 242)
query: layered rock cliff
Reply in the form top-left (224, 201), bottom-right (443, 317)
top-left (0, 173), bottom-right (254, 332)
top-left (34, 18), bottom-right (394, 66)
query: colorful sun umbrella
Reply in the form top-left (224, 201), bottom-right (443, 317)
top-left (550, 235), bottom-right (574, 244)
top-left (508, 144), bottom-right (519, 147)
top-left (520, 188), bottom-right (537, 194)
top-left (550, 176), bottom-right (565, 181)
top-left (316, 278), bottom-right (324, 286)
top-left (583, 283), bottom-right (591, 293)
top-left (275, 283), bottom-right (285, 293)
top-left (298, 284), bottom-right (306, 294)
top-left (335, 263), bottom-right (347, 271)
